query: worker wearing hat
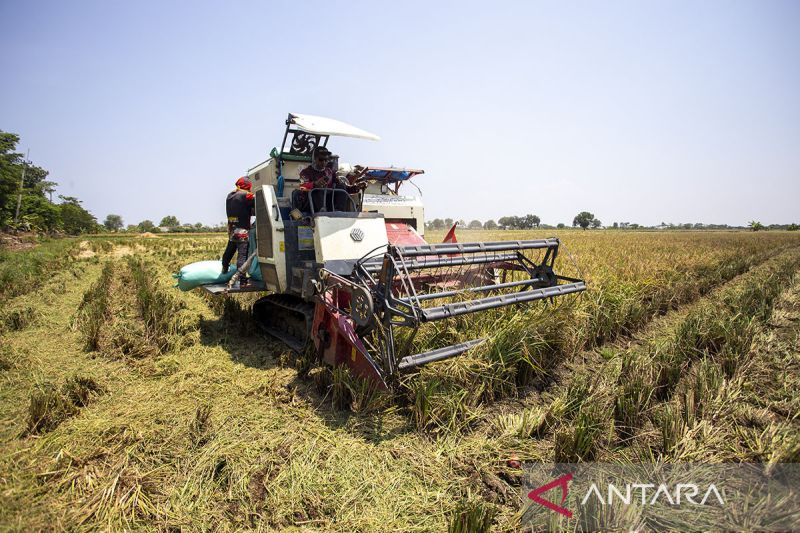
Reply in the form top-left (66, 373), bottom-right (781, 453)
top-left (221, 176), bottom-right (255, 283)
top-left (299, 146), bottom-right (336, 191)
top-left (294, 146), bottom-right (367, 213)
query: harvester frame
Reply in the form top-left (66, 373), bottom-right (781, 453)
top-left (205, 113), bottom-right (586, 389)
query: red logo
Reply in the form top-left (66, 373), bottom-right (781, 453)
top-left (528, 473), bottom-right (573, 518)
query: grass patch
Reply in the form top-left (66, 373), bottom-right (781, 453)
top-left (74, 262), bottom-right (114, 351)
top-left (189, 404), bottom-right (213, 446)
top-left (0, 237), bottom-right (80, 300)
top-left (0, 305), bottom-right (40, 332)
top-left (614, 354), bottom-right (655, 441)
top-left (128, 258), bottom-right (192, 352)
top-left (26, 375), bottom-right (105, 434)
top-left (554, 407), bottom-right (606, 462)
top-left (447, 495), bottom-right (496, 533)
top-left (0, 345), bottom-right (15, 371)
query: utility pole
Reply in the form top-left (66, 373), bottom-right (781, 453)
top-left (13, 149), bottom-right (30, 225)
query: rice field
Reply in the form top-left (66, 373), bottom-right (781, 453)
top-left (1, 230), bottom-right (799, 530)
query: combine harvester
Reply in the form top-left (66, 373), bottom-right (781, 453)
top-left (204, 113), bottom-right (586, 389)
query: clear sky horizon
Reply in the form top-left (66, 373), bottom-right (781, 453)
top-left (2, 0), bottom-right (798, 228)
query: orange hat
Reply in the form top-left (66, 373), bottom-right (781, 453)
top-left (236, 177), bottom-right (252, 191)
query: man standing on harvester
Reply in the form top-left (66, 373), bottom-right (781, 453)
top-left (222, 176), bottom-right (254, 284)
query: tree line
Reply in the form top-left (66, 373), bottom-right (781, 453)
top-left (5, 131), bottom-right (796, 237)
top-left (425, 211), bottom-right (603, 231)
top-left (425, 212), bottom-right (798, 232)
top-left (1, 131), bottom-right (98, 234)
top-left (102, 214), bottom-right (224, 233)
top-left (2, 130), bottom-right (223, 235)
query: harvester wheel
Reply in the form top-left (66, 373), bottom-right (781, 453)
top-left (350, 286), bottom-right (374, 327)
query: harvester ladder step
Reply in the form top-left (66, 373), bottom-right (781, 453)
top-left (397, 338), bottom-right (487, 371)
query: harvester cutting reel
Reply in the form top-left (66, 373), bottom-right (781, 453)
top-left (310, 237), bottom-right (586, 390)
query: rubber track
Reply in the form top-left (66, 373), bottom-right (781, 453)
top-left (252, 294), bottom-right (315, 352)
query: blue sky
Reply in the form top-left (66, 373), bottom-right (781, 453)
top-left (2, 0), bottom-right (798, 227)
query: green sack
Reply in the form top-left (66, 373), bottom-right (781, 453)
top-left (173, 260), bottom-right (235, 292)
top-left (172, 229), bottom-right (262, 291)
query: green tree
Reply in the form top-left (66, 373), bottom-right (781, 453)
top-left (523, 214), bottom-right (541, 228)
top-left (37, 180), bottom-right (58, 201)
top-left (0, 131), bottom-right (25, 225)
top-left (748, 220), bottom-right (764, 232)
top-left (484, 219), bottom-right (497, 230)
top-left (104, 214), bottom-right (124, 231)
top-left (468, 219), bottom-right (483, 229)
top-left (11, 162), bottom-right (56, 227)
top-left (137, 220), bottom-right (156, 232)
top-left (591, 218), bottom-right (602, 229)
top-left (58, 195), bottom-right (97, 234)
top-left (160, 215), bottom-right (180, 227)
top-left (20, 195), bottom-right (60, 232)
top-left (444, 218), bottom-right (454, 229)
top-left (788, 223), bottom-right (799, 231)
top-left (573, 211), bottom-right (595, 230)
top-left (430, 218), bottom-right (444, 230)
top-left (22, 164), bottom-right (50, 191)
top-left (498, 216), bottom-right (517, 230)
top-left (557, 223), bottom-right (566, 229)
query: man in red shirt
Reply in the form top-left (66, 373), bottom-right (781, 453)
top-left (294, 147), bottom-right (367, 213)
top-left (299, 146), bottom-right (336, 191)
top-left (222, 177), bottom-right (255, 281)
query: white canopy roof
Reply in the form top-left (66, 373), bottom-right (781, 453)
top-left (288, 113), bottom-right (380, 141)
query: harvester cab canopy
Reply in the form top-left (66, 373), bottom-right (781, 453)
top-left (278, 113), bottom-right (380, 162)
top-left (278, 114), bottom-right (423, 190)
top-left (259, 113), bottom-right (426, 224)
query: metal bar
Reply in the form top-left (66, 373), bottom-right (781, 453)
top-left (308, 188), bottom-right (358, 215)
top-left (397, 276), bottom-right (548, 303)
top-left (361, 252), bottom-right (522, 273)
top-left (398, 252), bottom-right (521, 271)
top-left (201, 281), bottom-right (267, 294)
top-left (394, 238), bottom-right (559, 257)
top-left (420, 281), bottom-right (587, 321)
top-left (393, 248), bottom-right (421, 319)
top-left (280, 118), bottom-right (291, 154)
top-left (361, 257), bottom-right (390, 273)
top-left (386, 254), bottom-right (420, 324)
top-left (384, 313), bottom-right (397, 377)
top-left (397, 338), bottom-right (487, 370)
